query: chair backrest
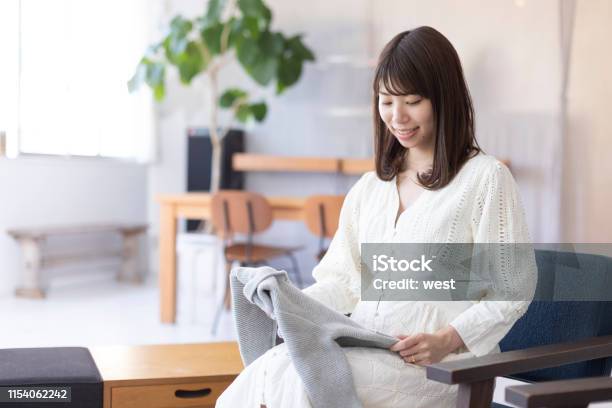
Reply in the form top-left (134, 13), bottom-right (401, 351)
top-left (500, 249), bottom-right (612, 382)
top-left (210, 190), bottom-right (273, 239)
top-left (303, 195), bottom-right (345, 238)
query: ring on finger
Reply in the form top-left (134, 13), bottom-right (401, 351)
top-left (410, 355), bottom-right (416, 364)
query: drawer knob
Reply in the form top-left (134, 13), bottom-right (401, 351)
top-left (174, 387), bottom-right (212, 399)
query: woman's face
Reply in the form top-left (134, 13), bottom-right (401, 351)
top-left (378, 85), bottom-right (435, 150)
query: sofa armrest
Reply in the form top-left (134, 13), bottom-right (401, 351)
top-left (505, 376), bottom-right (612, 408)
top-left (426, 334), bottom-right (612, 385)
top-left (425, 335), bottom-right (612, 408)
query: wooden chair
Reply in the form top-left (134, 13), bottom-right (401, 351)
top-left (505, 375), bottom-right (612, 407)
top-left (425, 250), bottom-right (612, 408)
top-left (303, 195), bottom-right (345, 261)
top-left (210, 190), bottom-right (302, 334)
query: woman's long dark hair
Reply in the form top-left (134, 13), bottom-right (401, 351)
top-left (373, 26), bottom-right (481, 189)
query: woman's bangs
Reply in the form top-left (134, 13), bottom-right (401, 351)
top-left (375, 54), bottom-right (419, 96)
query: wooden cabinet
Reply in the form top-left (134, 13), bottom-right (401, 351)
top-left (89, 342), bottom-right (243, 408)
top-left (110, 380), bottom-right (231, 408)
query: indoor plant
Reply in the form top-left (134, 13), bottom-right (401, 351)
top-left (128, 0), bottom-right (315, 193)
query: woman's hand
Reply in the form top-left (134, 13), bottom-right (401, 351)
top-left (389, 325), bottom-right (465, 366)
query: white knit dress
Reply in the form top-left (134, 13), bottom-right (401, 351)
top-left (216, 153), bottom-right (537, 408)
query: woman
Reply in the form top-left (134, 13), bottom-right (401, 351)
top-left (217, 26), bottom-right (536, 408)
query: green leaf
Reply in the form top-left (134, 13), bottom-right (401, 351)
top-left (226, 17), bottom-right (243, 47)
top-left (236, 103), bottom-right (251, 123)
top-left (249, 102), bottom-right (267, 121)
top-left (258, 31), bottom-right (284, 57)
top-left (233, 102), bottom-right (267, 123)
top-left (227, 17), bottom-right (259, 45)
top-left (200, 0), bottom-right (226, 27)
top-left (237, 0), bottom-right (271, 27)
top-left (145, 62), bottom-right (165, 88)
top-left (176, 42), bottom-right (204, 84)
top-left (144, 62), bottom-right (166, 101)
top-left (275, 80), bottom-right (286, 95)
top-left (219, 88), bottom-right (248, 108)
top-left (239, 16), bottom-right (260, 39)
top-left (128, 58), bottom-right (167, 100)
top-left (127, 59), bottom-right (147, 93)
top-left (164, 35), bottom-right (188, 64)
top-left (200, 22), bottom-right (224, 56)
top-left (169, 15), bottom-right (193, 37)
top-left (229, 16), bottom-right (264, 57)
top-left (246, 56), bottom-right (278, 86)
top-left (272, 34), bottom-right (314, 94)
top-left (164, 16), bottom-right (193, 64)
top-left (277, 54), bottom-right (302, 88)
top-left (236, 36), bottom-right (259, 66)
top-left (286, 35), bottom-right (315, 61)
top-left (153, 82), bottom-right (165, 101)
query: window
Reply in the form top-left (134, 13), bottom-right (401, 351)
top-left (0, 0), bottom-right (155, 161)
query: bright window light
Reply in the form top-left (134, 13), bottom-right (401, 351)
top-left (1, 0), bottom-right (155, 161)
top-left (0, 0), bottom-right (20, 157)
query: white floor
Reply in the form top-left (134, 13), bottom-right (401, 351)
top-left (0, 272), bottom-right (236, 349)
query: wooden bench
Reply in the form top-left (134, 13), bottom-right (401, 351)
top-left (7, 223), bottom-right (147, 298)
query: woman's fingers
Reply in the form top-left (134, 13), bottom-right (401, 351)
top-left (399, 343), bottom-right (421, 357)
top-left (390, 333), bottom-right (422, 352)
top-left (389, 338), bottom-right (405, 352)
top-left (403, 352), bottom-right (431, 365)
top-left (392, 332), bottom-right (452, 365)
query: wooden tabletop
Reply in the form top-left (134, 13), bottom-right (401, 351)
top-left (156, 193), bottom-right (305, 207)
top-left (156, 194), bottom-right (308, 222)
top-left (89, 342), bottom-right (244, 386)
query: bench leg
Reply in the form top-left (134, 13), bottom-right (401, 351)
top-left (119, 231), bottom-right (142, 283)
top-left (15, 238), bottom-right (45, 299)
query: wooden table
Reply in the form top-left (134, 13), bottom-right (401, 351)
top-left (90, 342), bottom-right (243, 408)
top-left (157, 193), bottom-right (306, 324)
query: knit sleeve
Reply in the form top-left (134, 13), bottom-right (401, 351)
top-left (449, 161), bottom-right (537, 357)
top-left (301, 173), bottom-right (371, 315)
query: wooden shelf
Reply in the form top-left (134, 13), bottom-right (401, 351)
top-left (233, 153), bottom-right (373, 175)
top-left (232, 153), bottom-right (510, 175)
top-left (340, 158), bottom-right (374, 175)
top-left (232, 153), bottom-right (339, 173)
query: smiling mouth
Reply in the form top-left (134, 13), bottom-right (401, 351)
top-left (394, 126), bottom-right (419, 137)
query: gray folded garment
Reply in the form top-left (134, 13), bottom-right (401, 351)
top-left (231, 266), bottom-right (398, 408)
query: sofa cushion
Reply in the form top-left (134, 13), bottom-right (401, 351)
top-left (500, 250), bottom-right (612, 382)
top-left (0, 347), bottom-right (102, 408)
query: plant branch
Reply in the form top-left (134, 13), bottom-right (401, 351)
top-left (209, 49), bottom-right (235, 76)
top-left (217, 95), bottom-right (245, 142)
top-left (196, 40), bottom-right (212, 68)
top-left (220, 0), bottom-right (238, 55)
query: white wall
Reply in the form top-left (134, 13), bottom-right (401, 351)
top-left (562, 0), bottom-right (612, 243)
top-left (0, 156), bottom-right (147, 297)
